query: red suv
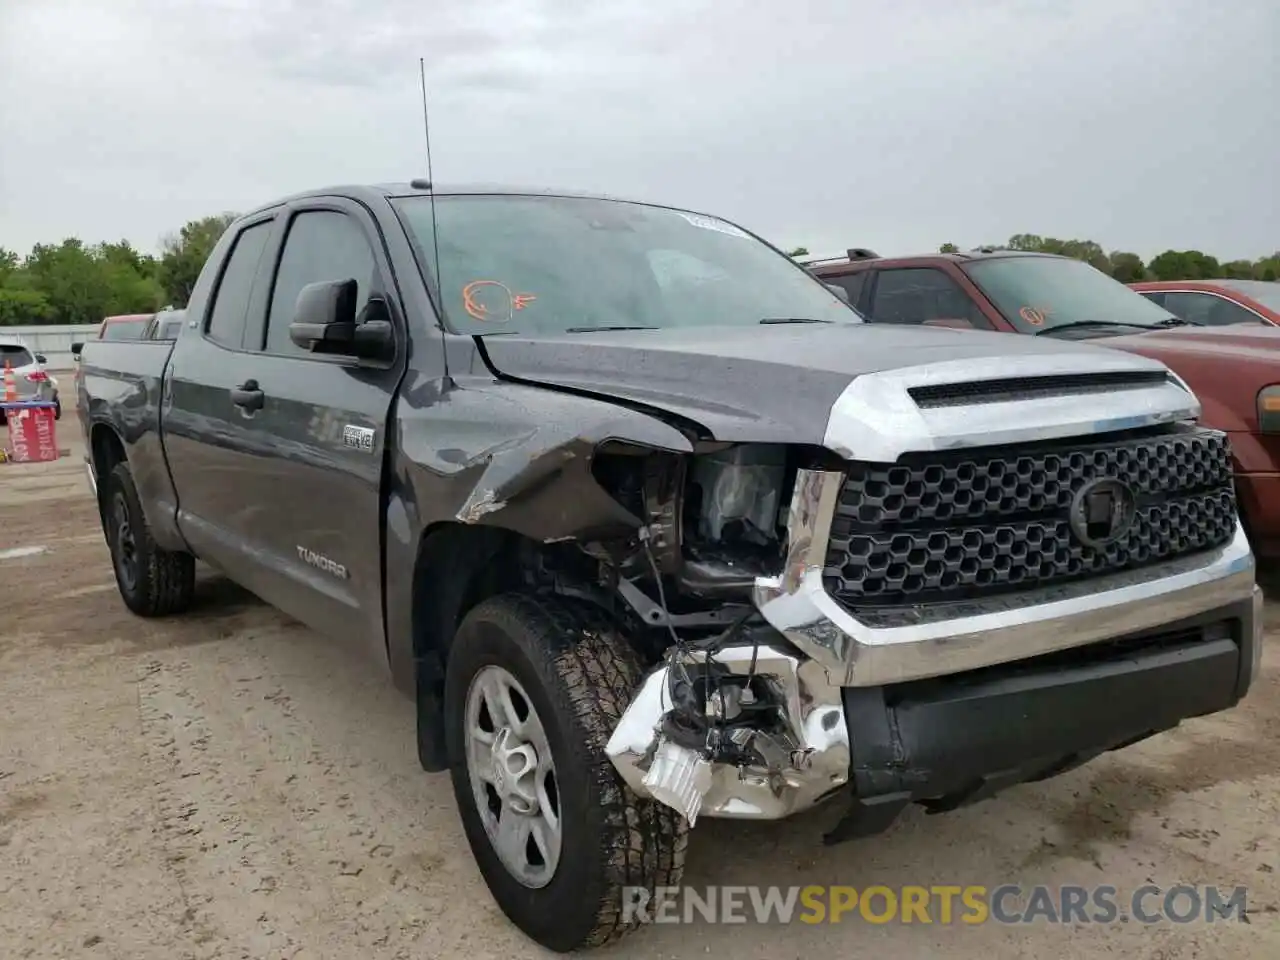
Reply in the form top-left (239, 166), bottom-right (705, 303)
top-left (808, 249), bottom-right (1280, 559)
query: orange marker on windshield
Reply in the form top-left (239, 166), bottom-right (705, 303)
top-left (463, 280), bottom-right (537, 322)
top-left (1019, 306), bottom-right (1048, 327)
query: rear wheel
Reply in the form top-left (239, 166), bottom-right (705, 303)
top-left (103, 461), bottom-right (196, 617)
top-left (444, 593), bottom-right (687, 951)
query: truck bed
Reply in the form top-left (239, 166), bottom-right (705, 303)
top-left (77, 338), bottom-right (181, 544)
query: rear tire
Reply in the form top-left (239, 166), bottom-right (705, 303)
top-left (103, 461), bottom-right (196, 617)
top-left (444, 593), bottom-right (687, 951)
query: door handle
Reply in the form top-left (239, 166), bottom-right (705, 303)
top-left (230, 380), bottom-right (264, 412)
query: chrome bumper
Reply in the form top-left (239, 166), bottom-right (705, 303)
top-left (753, 468), bottom-right (1258, 687)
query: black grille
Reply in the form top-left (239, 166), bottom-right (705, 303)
top-left (907, 371), bottom-right (1171, 409)
top-left (824, 426), bottom-right (1237, 610)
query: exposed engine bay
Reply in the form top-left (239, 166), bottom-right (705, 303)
top-left (587, 442), bottom-right (850, 827)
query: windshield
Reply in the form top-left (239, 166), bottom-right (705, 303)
top-left (1220, 279), bottom-right (1280, 312)
top-left (391, 194), bottom-right (860, 335)
top-left (100, 317), bottom-right (151, 340)
top-left (964, 256), bottom-right (1180, 334)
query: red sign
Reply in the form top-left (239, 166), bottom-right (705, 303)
top-left (5, 403), bottom-right (58, 463)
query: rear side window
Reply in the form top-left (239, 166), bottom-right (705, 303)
top-left (869, 268), bottom-right (987, 327)
top-left (263, 210), bottom-right (376, 356)
top-left (101, 318), bottom-right (150, 340)
top-left (0, 345), bottom-right (34, 367)
top-left (825, 271), bottom-right (866, 306)
top-left (206, 222), bottom-right (272, 349)
top-left (1162, 291), bottom-right (1264, 326)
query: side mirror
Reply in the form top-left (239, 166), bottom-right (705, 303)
top-left (923, 317), bottom-right (975, 330)
top-left (70, 342), bottom-right (84, 358)
top-left (288, 279), bottom-right (394, 361)
top-left (824, 282), bottom-right (851, 305)
top-left (34, 353), bottom-right (47, 364)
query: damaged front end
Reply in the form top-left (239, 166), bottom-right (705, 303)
top-left (597, 441), bottom-right (855, 827)
top-left (605, 628), bottom-right (850, 825)
top-left (602, 355), bottom-right (1259, 841)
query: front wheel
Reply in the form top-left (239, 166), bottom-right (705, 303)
top-left (103, 461), bottom-right (196, 617)
top-left (444, 593), bottom-right (687, 951)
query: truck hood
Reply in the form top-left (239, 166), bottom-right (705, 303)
top-left (1108, 324), bottom-right (1280, 364)
top-left (477, 324), bottom-right (1170, 445)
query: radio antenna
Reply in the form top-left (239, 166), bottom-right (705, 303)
top-left (418, 57), bottom-right (451, 380)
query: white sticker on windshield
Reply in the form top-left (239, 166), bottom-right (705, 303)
top-left (677, 211), bottom-right (751, 240)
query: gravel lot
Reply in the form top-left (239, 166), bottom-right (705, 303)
top-left (2, 403), bottom-right (1279, 959)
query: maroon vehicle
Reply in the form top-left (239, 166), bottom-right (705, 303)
top-left (809, 249), bottom-right (1280, 558)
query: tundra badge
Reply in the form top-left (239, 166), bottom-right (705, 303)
top-left (297, 546), bottom-right (349, 579)
top-left (342, 424), bottom-right (376, 453)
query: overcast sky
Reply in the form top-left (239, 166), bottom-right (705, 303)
top-left (1, 0), bottom-right (1276, 262)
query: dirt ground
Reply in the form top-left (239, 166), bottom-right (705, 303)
top-left (2, 404), bottom-right (1279, 959)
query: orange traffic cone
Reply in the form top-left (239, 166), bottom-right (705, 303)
top-left (2, 358), bottom-right (16, 402)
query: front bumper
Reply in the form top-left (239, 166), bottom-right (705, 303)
top-left (607, 587), bottom-right (1262, 830)
top-left (826, 587), bottom-right (1260, 842)
top-left (753, 468), bottom-right (1258, 687)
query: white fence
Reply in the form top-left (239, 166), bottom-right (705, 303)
top-left (1, 324), bottom-right (99, 370)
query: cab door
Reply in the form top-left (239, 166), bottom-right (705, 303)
top-left (223, 198), bottom-right (407, 654)
top-left (165, 212), bottom-right (285, 581)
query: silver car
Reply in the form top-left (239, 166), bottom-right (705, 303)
top-left (0, 334), bottom-right (61, 421)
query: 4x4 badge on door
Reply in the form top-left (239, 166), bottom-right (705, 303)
top-left (342, 424), bottom-right (376, 453)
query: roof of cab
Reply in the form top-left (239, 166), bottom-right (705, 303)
top-left (237, 182), bottom-right (663, 221)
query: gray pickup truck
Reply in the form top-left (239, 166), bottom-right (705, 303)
top-left (76, 183), bottom-right (1261, 951)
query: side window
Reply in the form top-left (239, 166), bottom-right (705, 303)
top-left (1138, 291), bottom-right (1166, 307)
top-left (826, 271), bottom-right (866, 306)
top-left (1162, 291), bottom-right (1263, 327)
top-left (869, 268), bottom-right (988, 327)
top-left (206, 222), bottom-right (272, 349)
top-left (264, 211), bottom-right (377, 355)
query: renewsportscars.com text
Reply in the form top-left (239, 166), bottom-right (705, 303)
top-left (621, 884), bottom-right (1249, 926)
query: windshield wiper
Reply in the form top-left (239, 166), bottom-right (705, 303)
top-left (1033, 319), bottom-right (1164, 336)
top-left (1154, 316), bottom-right (1201, 327)
top-left (562, 325), bottom-right (660, 333)
top-left (758, 317), bottom-right (833, 324)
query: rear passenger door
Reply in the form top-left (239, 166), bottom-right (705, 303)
top-left (165, 213), bottom-right (281, 578)
top-left (230, 199), bottom-right (406, 655)
top-left (866, 268), bottom-right (993, 329)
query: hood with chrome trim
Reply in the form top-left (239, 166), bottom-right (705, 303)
top-left (478, 324), bottom-right (1173, 446)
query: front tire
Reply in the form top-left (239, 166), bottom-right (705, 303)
top-left (444, 593), bottom-right (687, 952)
top-left (103, 461), bottom-right (196, 617)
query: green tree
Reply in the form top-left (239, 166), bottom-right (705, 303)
top-left (158, 213), bottom-right (238, 306)
top-left (786, 246), bottom-right (810, 258)
top-left (939, 242), bottom-right (959, 253)
top-left (0, 238), bottom-right (164, 325)
top-left (1148, 250), bottom-right (1223, 281)
top-left (1108, 251), bottom-right (1147, 283)
top-left (1253, 254), bottom-right (1280, 281)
